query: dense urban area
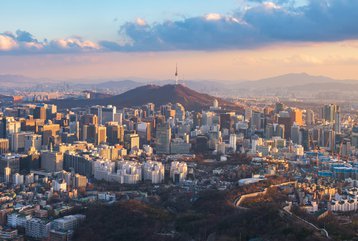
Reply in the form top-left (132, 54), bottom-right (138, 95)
top-left (0, 81), bottom-right (358, 241)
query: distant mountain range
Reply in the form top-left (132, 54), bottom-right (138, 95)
top-left (50, 84), bottom-right (239, 111)
top-left (2, 72), bottom-right (358, 100)
top-left (74, 80), bottom-right (143, 94)
top-left (237, 73), bottom-right (338, 88)
top-left (71, 73), bottom-right (358, 99)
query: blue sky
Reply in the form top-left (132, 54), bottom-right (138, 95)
top-left (0, 0), bottom-right (238, 41)
top-left (1, 0), bottom-right (356, 53)
top-left (0, 0), bottom-right (358, 81)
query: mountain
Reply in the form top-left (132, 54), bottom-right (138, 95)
top-left (50, 84), bottom-right (239, 111)
top-left (226, 73), bottom-right (358, 99)
top-left (0, 74), bottom-right (41, 82)
top-left (238, 73), bottom-right (339, 89)
top-left (74, 80), bottom-right (143, 93)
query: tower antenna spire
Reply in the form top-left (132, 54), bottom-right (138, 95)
top-left (175, 63), bottom-right (178, 85)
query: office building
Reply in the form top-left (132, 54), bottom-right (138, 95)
top-left (156, 123), bottom-right (171, 154)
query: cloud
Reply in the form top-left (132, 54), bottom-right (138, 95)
top-left (101, 0), bottom-right (358, 51)
top-left (101, 14), bottom-right (264, 51)
top-left (0, 34), bottom-right (18, 51)
top-left (2, 0), bottom-right (358, 54)
top-left (205, 13), bottom-right (222, 21)
top-left (135, 18), bottom-right (147, 26)
top-left (0, 30), bottom-right (100, 54)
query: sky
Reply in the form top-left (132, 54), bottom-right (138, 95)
top-left (0, 0), bottom-right (358, 81)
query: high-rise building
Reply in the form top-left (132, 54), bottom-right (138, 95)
top-left (143, 103), bottom-right (155, 117)
top-left (299, 128), bottom-right (310, 151)
top-left (80, 114), bottom-right (98, 126)
top-left (244, 108), bottom-right (252, 122)
top-left (39, 123), bottom-right (60, 146)
top-left (220, 113), bottom-right (232, 132)
top-left (89, 106), bottom-right (102, 125)
top-left (156, 123), bottom-right (171, 154)
top-left (334, 110), bottom-right (341, 133)
top-left (229, 134), bottom-right (237, 152)
top-left (25, 218), bottom-right (51, 239)
top-left (106, 122), bottom-right (124, 145)
top-left (251, 111), bottom-right (263, 130)
top-left (12, 173), bottom-right (24, 185)
top-left (124, 133), bottom-right (140, 150)
top-left (0, 139), bottom-right (9, 154)
top-left (0, 117), bottom-right (21, 139)
top-left (85, 124), bottom-right (97, 144)
top-left (305, 109), bottom-right (315, 125)
top-left (291, 124), bottom-right (300, 144)
top-left (278, 112), bottom-right (292, 139)
top-left (193, 112), bottom-right (202, 128)
top-left (80, 124), bottom-right (88, 141)
top-left (137, 122), bottom-right (151, 144)
top-left (33, 106), bottom-right (46, 120)
top-left (24, 133), bottom-right (42, 153)
top-left (265, 124), bottom-right (274, 139)
top-left (275, 124), bottom-right (285, 139)
top-left (41, 151), bottom-right (63, 172)
top-left (64, 152), bottom-right (93, 177)
top-left (20, 152), bottom-right (41, 172)
top-left (170, 161), bottom-right (187, 184)
top-left (52, 214), bottom-right (86, 232)
top-left (97, 126), bottom-right (107, 145)
top-left (10, 132), bottom-right (29, 152)
top-left (46, 104), bottom-right (57, 119)
top-left (101, 105), bottom-right (116, 124)
top-left (322, 104), bottom-right (338, 123)
top-left (0, 154), bottom-right (20, 177)
top-left (291, 109), bottom-right (303, 126)
top-left (73, 174), bottom-right (88, 188)
top-left (4, 166), bottom-right (11, 183)
top-left (170, 138), bottom-right (191, 154)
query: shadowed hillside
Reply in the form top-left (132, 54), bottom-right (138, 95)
top-left (50, 84), bottom-right (239, 111)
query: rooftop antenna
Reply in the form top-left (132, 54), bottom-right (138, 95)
top-left (175, 63), bottom-right (178, 85)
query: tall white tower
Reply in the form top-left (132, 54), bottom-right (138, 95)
top-left (175, 64), bottom-right (178, 85)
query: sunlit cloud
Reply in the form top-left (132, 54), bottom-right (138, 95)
top-left (107, 0), bottom-right (358, 51)
top-left (1, 0), bottom-right (358, 55)
top-left (0, 30), bottom-right (100, 54)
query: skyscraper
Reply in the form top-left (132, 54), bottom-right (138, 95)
top-left (278, 112), bottom-right (292, 139)
top-left (265, 124), bottom-right (274, 139)
top-left (106, 122), bottom-right (124, 145)
top-left (322, 104), bottom-right (338, 123)
top-left (291, 109), bottom-right (303, 126)
top-left (97, 126), bottom-right (107, 145)
top-left (220, 113), bottom-right (232, 132)
top-left (156, 123), bottom-right (171, 154)
top-left (305, 109), bottom-right (315, 125)
top-left (102, 105), bottom-right (116, 125)
top-left (291, 124), bottom-right (300, 144)
top-left (89, 106), bottom-right (102, 125)
top-left (124, 133), bottom-right (140, 150)
top-left (0, 139), bottom-right (9, 154)
top-left (33, 106), bottom-right (46, 120)
top-left (229, 134), bottom-right (237, 152)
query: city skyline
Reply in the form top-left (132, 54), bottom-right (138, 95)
top-left (1, 0), bottom-right (358, 80)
